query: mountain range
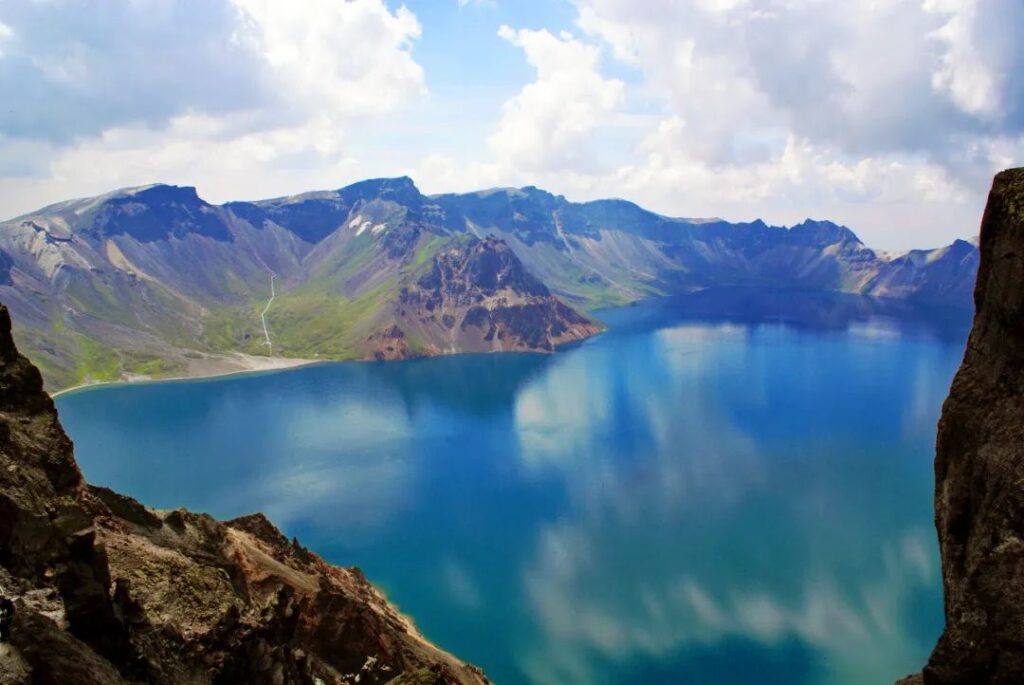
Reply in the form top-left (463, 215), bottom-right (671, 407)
top-left (0, 177), bottom-right (980, 391)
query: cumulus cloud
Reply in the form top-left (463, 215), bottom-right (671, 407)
top-left (1, 0), bottom-right (1021, 249)
top-left (414, 1), bottom-right (1021, 249)
top-left (0, 0), bottom-right (425, 212)
top-left (575, 0), bottom-right (1024, 159)
top-left (0, 2), bottom-right (267, 143)
top-left (545, 0), bottom-right (1021, 248)
top-left (231, 0), bottom-right (425, 119)
top-left (489, 26), bottom-right (625, 173)
top-left (925, 0), bottom-right (1024, 126)
top-left (0, 0), bottom-right (424, 145)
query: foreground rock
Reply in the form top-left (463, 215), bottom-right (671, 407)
top-left (0, 303), bottom-right (488, 684)
top-left (898, 167), bottom-right (1024, 684)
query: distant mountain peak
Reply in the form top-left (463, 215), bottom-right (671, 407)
top-left (114, 183), bottom-right (203, 204)
top-left (790, 218), bottom-right (862, 245)
top-left (340, 175), bottom-right (420, 198)
top-left (519, 185), bottom-right (562, 201)
top-left (73, 182), bottom-right (227, 243)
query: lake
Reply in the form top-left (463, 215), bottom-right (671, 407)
top-left (55, 288), bottom-right (971, 685)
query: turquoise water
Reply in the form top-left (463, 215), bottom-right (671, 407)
top-left (56, 289), bottom-right (971, 685)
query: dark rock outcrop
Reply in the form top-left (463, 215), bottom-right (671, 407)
top-left (365, 324), bottom-right (410, 361)
top-left (0, 303), bottom-right (488, 684)
top-left (0, 250), bottom-right (12, 287)
top-left (899, 168), bottom-right (1024, 684)
top-left (391, 236), bottom-right (602, 356)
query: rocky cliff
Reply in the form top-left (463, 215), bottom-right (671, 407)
top-left (0, 303), bottom-right (488, 685)
top-left (899, 167), bottom-right (1024, 684)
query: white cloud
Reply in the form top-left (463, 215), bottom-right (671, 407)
top-left (1, 0), bottom-right (1021, 251)
top-left (415, 1), bottom-right (1020, 250)
top-left (573, 0), bottom-right (1023, 158)
top-left (0, 19), bottom-right (13, 55)
top-left (1, 114), bottom-right (364, 212)
top-left (545, 0), bottom-right (1022, 249)
top-left (230, 0), bottom-right (425, 119)
top-left (489, 26), bottom-right (625, 173)
top-left (0, 2), bottom-right (266, 143)
top-left (0, 0), bottom-right (428, 217)
top-left (0, 0), bottom-right (425, 145)
top-left (925, 0), bottom-right (997, 117)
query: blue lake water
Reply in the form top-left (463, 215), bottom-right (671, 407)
top-left (56, 289), bottom-right (971, 685)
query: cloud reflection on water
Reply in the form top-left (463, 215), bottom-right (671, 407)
top-left (512, 315), bottom-right (945, 685)
top-left (56, 289), bottom-right (966, 685)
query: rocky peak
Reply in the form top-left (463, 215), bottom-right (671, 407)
top-left (124, 183), bottom-right (204, 204)
top-left (387, 237), bottom-right (600, 357)
top-left (899, 167), bottom-right (1024, 684)
top-left (0, 304), bottom-right (76, 456)
top-left (788, 219), bottom-right (862, 246)
top-left (518, 185), bottom-right (562, 203)
top-left (339, 176), bottom-right (424, 207)
top-left (79, 183), bottom-right (230, 243)
top-left (945, 238), bottom-right (981, 262)
top-left (421, 236), bottom-right (550, 300)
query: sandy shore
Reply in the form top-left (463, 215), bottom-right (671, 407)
top-left (50, 353), bottom-right (322, 398)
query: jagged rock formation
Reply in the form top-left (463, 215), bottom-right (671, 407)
top-left (384, 236), bottom-right (600, 358)
top-left (0, 303), bottom-right (489, 685)
top-left (0, 178), bottom-right (977, 391)
top-left (898, 167), bottom-right (1024, 684)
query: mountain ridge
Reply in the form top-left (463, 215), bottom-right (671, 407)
top-left (7, 179), bottom-right (959, 253)
top-left (0, 177), bottom-right (979, 391)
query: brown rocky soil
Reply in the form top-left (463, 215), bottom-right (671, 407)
top-left (0, 303), bottom-right (488, 685)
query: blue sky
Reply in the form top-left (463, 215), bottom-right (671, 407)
top-left (0, 0), bottom-right (1022, 250)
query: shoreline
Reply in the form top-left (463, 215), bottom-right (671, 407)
top-left (45, 288), bottom-right (971, 400)
top-left (50, 356), bottom-right (325, 398)
top-left (48, 333), bottom-right (609, 399)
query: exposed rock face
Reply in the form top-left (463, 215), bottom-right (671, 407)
top-left (899, 168), bottom-right (1024, 684)
top-left (365, 324), bottom-right (410, 361)
top-left (389, 236), bottom-right (601, 356)
top-left (0, 303), bottom-right (488, 684)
